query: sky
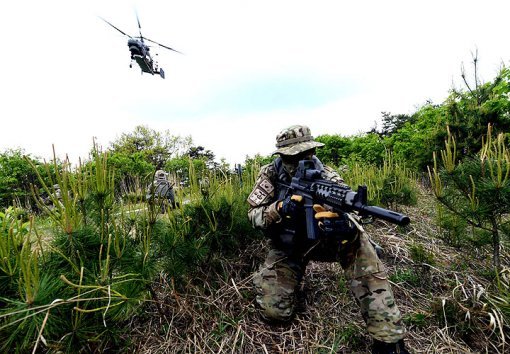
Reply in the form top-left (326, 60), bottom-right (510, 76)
top-left (1, 1), bottom-right (509, 166)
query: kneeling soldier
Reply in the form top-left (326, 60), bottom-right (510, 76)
top-left (248, 125), bottom-right (409, 354)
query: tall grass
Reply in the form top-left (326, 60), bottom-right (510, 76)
top-left (341, 152), bottom-right (418, 208)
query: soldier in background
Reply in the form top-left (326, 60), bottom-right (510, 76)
top-left (199, 176), bottom-right (210, 199)
top-left (247, 125), bottom-right (409, 354)
top-left (146, 170), bottom-right (177, 213)
top-left (40, 184), bottom-right (63, 211)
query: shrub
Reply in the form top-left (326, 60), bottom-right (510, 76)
top-left (341, 152), bottom-right (418, 208)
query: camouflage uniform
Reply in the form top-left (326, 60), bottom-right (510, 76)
top-left (199, 176), bottom-right (210, 198)
top-left (248, 125), bottom-right (405, 344)
top-left (53, 184), bottom-right (62, 201)
top-left (146, 170), bottom-right (176, 211)
top-left (41, 184), bottom-right (64, 210)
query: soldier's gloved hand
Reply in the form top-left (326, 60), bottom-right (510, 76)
top-left (313, 204), bottom-right (339, 232)
top-left (313, 204), bottom-right (357, 242)
top-left (278, 195), bottom-right (303, 218)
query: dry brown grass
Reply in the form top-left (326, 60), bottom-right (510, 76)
top-left (127, 188), bottom-right (509, 353)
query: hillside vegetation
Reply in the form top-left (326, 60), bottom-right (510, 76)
top-left (0, 59), bottom-right (509, 353)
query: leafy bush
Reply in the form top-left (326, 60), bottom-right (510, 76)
top-left (315, 133), bottom-right (386, 166)
top-left (0, 149), bottom-right (56, 210)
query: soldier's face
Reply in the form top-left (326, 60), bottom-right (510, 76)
top-left (281, 148), bottom-right (315, 174)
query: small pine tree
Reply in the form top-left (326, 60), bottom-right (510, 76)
top-left (428, 125), bottom-right (510, 270)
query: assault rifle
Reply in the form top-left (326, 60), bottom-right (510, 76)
top-left (280, 160), bottom-right (410, 241)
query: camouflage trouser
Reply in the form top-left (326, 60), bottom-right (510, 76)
top-left (252, 232), bottom-right (405, 343)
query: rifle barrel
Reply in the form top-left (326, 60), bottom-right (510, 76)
top-left (357, 205), bottom-right (410, 226)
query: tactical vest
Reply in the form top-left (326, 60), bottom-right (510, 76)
top-left (146, 180), bottom-right (175, 202)
top-left (271, 156), bottom-right (359, 261)
top-left (270, 156), bottom-right (325, 252)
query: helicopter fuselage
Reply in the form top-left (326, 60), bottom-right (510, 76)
top-left (127, 39), bottom-right (164, 78)
top-left (128, 38), bottom-right (149, 58)
top-left (133, 55), bottom-right (154, 74)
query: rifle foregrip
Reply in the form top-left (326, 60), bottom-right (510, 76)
top-left (305, 204), bottom-right (318, 240)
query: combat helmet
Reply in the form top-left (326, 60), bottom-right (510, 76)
top-left (155, 170), bottom-right (167, 179)
top-left (273, 125), bottom-right (324, 156)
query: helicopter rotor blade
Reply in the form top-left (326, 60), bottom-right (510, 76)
top-left (99, 17), bottom-right (132, 38)
top-left (135, 11), bottom-right (143, 40)
top-left (144, 37), bottom-right (183, 54)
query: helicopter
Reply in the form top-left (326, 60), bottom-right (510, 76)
top-left (100, 16), bottom-right (181, 79)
